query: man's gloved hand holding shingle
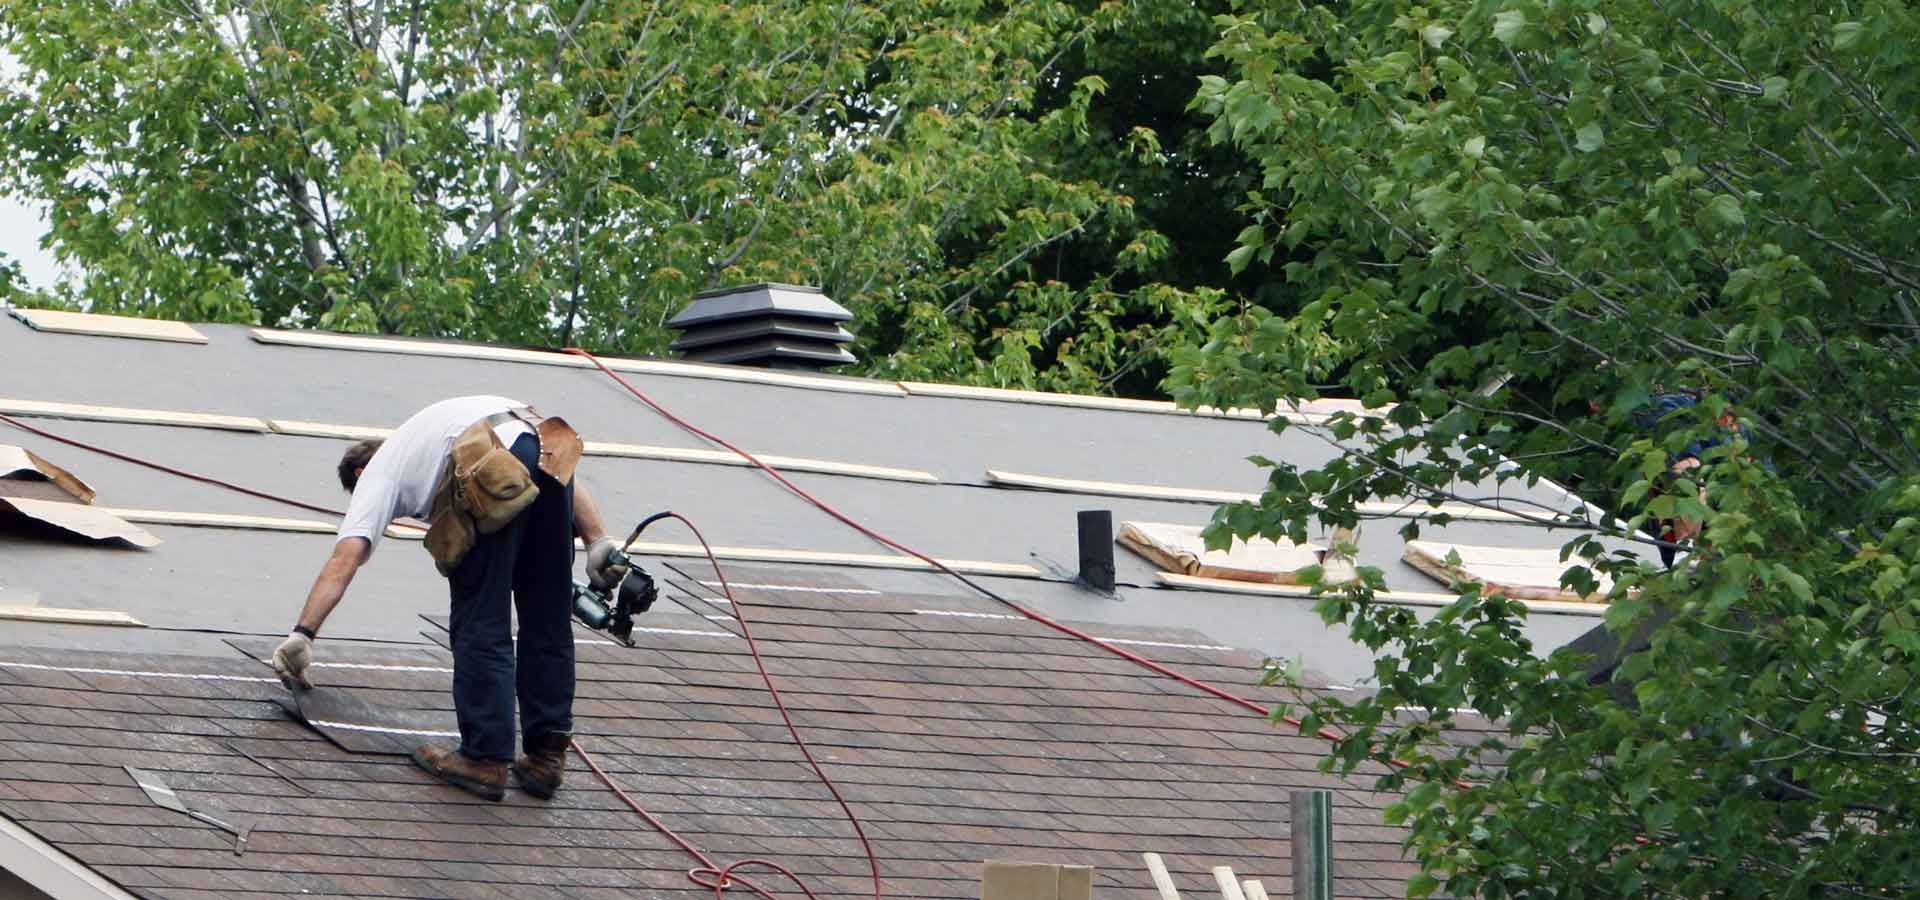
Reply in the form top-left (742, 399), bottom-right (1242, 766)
top-left (272, 629), bottom-right (314, 690)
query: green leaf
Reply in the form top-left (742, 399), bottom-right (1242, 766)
top-left (1575, 122), bottom-right (1604, 153)
top-left (1833, 21), bottom-right (1865, 51)
top-left (1703, 194), bottom-right (1746, 227)
top-left (1492, 10), bottom-right (1526, 44)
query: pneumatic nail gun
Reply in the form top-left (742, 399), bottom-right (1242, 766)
top-left (570, 512), bottom-right (670, 646)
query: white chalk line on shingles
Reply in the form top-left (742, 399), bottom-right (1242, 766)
top-left (304, 719), bottom-right (460, 738)
top-left (0, 661), bottom-right (277, 684)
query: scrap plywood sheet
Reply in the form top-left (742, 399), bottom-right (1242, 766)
top-left (1404, 540), bottom-right (1611, 604)
top-left (0, 496), bottom-right (160, 548)
top-left (0, 444), bottom-right (96, 503)
top-left (1118, 521), bottom-right (1350, 585)
top-left (9, 307), bottom-right (209, 343)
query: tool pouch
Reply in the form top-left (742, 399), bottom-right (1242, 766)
top-left (532, 416), bottom-right (582, 485)
top-left (423, 418), bottom-right (541, 575)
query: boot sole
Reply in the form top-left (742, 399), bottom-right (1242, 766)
top-left (412, 748), bottom-right (507, 802)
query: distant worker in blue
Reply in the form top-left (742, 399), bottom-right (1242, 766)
top-left (1629, 389), bottom-right (1757, 567)
top-left (271, 396), bottom-right (633, 801)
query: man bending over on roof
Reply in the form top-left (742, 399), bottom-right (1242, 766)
top-left (270, 396), bottom-right (632, 802)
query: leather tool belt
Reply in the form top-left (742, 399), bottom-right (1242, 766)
top-left (423, 407), bottom-right (584, 575)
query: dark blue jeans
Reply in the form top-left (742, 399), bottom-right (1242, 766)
top-left (446, 432), bottom-right (575, 761)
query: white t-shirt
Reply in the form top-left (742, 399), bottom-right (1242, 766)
top-left (337, 395), bottom-right (534, 550)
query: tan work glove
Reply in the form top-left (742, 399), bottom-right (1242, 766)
top-left (271, 631), bottom-right (314, 690)
top-left (585, 537), bottom-right (630, 591)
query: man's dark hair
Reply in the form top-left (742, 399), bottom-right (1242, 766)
top-left (338, 440), bottom-right (383, 492)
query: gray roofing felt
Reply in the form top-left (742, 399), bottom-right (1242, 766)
top-left (0, 314), bottom-right (1608, 683)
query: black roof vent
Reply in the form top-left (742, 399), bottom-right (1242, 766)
top-left (666, 283), bottom-right (857, 370)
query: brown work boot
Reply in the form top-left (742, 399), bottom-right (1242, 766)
top-left (411, 744), bottom-right (507, 801)
top-left (511, 732), bottom-right (571, 799)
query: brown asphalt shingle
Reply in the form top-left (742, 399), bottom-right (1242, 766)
top-left (0, 567), bottom-right (1429, 899)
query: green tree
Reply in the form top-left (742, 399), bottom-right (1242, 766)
top-left (1175, 0), bottom-right (1920, 896)
top-left (0, 0), bottom-right (1225, 387)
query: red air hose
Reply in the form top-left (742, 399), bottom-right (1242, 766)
top-left (578, 512), bottom-right (883, 900)
top-left (559, 349), bottom-right (1331, 730)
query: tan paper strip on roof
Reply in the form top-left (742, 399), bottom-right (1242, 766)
top-left (249, 329), bottom-right (907, 397)
top-left (585, 441), bottom-right (939, 483)
top-left (1, 498), bottom-right (161, 548)
top-left (0, 398), bottom-right (269, 433)
top-left (986, 469), bottom-right (1532, 522)
top-left (8, 308), bottom-right (209, 344)
top-left (899, 381), bottom-right (1320, 422)
top-left (1154, 572), bottom-right (1605, 617)
top-left (1, 445), bottom-right (96, 503)
top-left (0, 605), bottom-right (145, 627)
top-left (1403, 540), bottom-right (1611, 604)
top-left (268, 420), bottom-right (941, 484)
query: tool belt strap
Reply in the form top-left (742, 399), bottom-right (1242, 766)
top-left (481, 407), bottom-right (583, 486)
top-left (422, 407), bottom-right (585, 576)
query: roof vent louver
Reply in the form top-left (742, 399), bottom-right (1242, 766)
top-left (667, 283), bottom-right (857, 371)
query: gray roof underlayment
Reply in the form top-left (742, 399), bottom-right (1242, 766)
top-left (0, 315), bottom-right (1612, 681)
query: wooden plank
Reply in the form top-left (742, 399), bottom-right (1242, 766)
top-left (1141, 853), bottom-right (1182, 900)
top-left (8, 308), bottom-right (208, 344)
top-left (249, 329), bottom-right (906, 396)
top-left (0, 398), bottom-right (269, 432)
top-left (265, 421), bottom-right (940, 483)
top-left (0, 605), bottom-right (144, 627)
top-left (1211, 867), bottom-right (1248, 900)
top-left (1240, 881), bottom-right (1270, 900)
top-left (1154, 571), bottom-right (1606, 616)
top-left (585, 441), bottom-right (939, 483)
top-left (900, 381), bottom-right (1292, 422)
top-left (984, 470), bottom-right (1533, 522)
top-left (96, 508), bottom-right (337, 535)
top-left (83, 505), bottom-right (1034, 576)
top-left (267, 419), bottom-right (392, 440)
top-left (987, 470), bottom-right (1256, 504)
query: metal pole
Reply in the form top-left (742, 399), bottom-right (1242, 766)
top-left (1291, 790), bottom-right (1334, 900)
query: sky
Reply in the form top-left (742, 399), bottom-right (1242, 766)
top-left (0, 194), bottom-right (59, 290)
top-left (0, 55), bottom-right (61, 292)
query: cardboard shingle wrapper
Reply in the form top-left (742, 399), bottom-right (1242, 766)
top-left (1403, 540), bottom-right (1612, 604)
top-left (980, 860), bottom-right (1094, 900)
top-left (1118, 520), bottom-right (1356, 585)
top-left (0, 444), bottom-right (159, 548)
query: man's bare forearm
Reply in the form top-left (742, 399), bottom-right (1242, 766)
top-left (572, 480), bottom-right (611, 546)
top-left (296, 538), bottom-right (371, 633)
